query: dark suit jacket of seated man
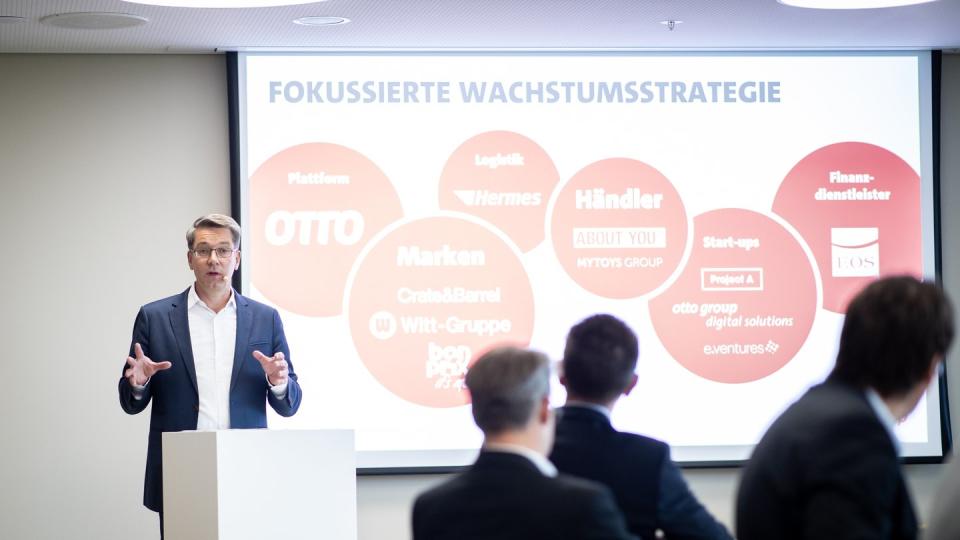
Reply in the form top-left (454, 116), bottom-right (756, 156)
top-left (736, 276), bottom-right (954, 540)
top-left (412, 346), bottom-right (637, 540)
top-left (551, 404), bottom-right (732, 540)
top-left (549, 314), bottom-right (732, 540)
top-left (736, 379), bottom-right (915, 540)
top-left (414, 449), bottom-right (637, 540)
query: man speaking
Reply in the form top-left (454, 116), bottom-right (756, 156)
top-left (118, 214), bottom-right (302, 535)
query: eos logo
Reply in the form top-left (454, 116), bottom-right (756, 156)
top-left (831, 227), bottom-right (879, 278)
top-left (265, 210), bottom-right (365, 246)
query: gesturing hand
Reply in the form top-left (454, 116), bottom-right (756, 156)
top-left (125, 343), bottom-right (172, 387)
top-left (253, 350), bottom-right (288, 387)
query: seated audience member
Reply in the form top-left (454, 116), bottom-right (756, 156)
top-left (736, 276), bottom-right (954, 540)
top-left (925, 454), bottom-right (960, 540)
top-left (412, 346), bottom-right (638, 540)
top-left (550, 314), bottom-right (733, 540)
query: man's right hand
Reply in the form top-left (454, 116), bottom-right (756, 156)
top-left (124, 343), bottom-right (172, 387)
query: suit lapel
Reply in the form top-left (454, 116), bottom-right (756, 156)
top-left (231, 290), bottom-right (252, 392)
top-left (168, 290), bottom-right (199, 396)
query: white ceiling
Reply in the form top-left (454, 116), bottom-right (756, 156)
top-left (0, 0), bottom-right (959, 54)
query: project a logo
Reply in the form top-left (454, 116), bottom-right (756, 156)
top-left (831, 227), bottom-right (879, 278)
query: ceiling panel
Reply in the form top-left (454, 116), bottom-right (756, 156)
top-left (0, 0), bottom-right (958, 53)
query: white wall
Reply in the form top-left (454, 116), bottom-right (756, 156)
top-left (0, 54), bottom-right (230, 539)
top-left (0, 53), bottom-right (957, 540)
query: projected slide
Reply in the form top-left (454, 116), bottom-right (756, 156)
top-left (239, 53), bottom-right (938, 467)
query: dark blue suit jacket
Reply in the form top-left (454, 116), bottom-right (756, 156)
top-left (118, 288), bottom-right (302, 512)
top-left (551, 406), bottom-right (732, 540)
top-left (736, 381), bottom-right (916, 540)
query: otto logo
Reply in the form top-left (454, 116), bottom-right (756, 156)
top-left (831, 227), bottom-right (879, 278)
top-left (265, 210), bottom-right (365, 246)
top-left (369, 311), bottom-right (397, 340)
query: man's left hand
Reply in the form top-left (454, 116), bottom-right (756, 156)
top-left (253, 350), bottom-right (288, 387)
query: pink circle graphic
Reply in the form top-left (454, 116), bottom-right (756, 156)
top-left (772, 142), bottom-right (921, 313)
top-left (439, 131), bottom-right (560, 253)
top-left (250, 143), bottom-right (404, 317)
top-left (648, 209), bottom-right (817, 384)
top-left (347, 216), bottom-right (535, 408)
top-left (551, 158), bottom-right (688, 298)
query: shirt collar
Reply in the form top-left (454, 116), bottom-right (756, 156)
top-left (564, 401), bottom-right (612, 419)
top-left (865, 387), bottom-right (901, 455)
top-left (483, 442), bottom-right (558, 477)
top-left (188, 284), bottom-right (237, 313)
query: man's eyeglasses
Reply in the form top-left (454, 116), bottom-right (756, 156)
top-left (192, 247), bottom-right (237, 259)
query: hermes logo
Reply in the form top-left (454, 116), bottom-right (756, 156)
top-left (831, 228), bottom-right (879, 278)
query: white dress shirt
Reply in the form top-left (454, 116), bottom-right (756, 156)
top-left (188, 285), bottom-right (237, 431)
top-left (131, 286), bottom-right (288, 418)
top-left (865, 387), bottom-right (901, 455)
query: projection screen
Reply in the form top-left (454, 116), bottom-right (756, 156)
top-left (235, 51), bottom-right (942, 469)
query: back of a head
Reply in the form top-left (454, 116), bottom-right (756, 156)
top-left (830, 275), bottom-right (954, 398)
top-left (466, 347), bottom-right (550, 435)
top-left (562, 314), bottom-right (639, 403)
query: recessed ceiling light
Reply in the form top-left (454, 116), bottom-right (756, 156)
top-left (293, 16), bottom-right (350, 26)
top-left (777, 0), bottom-right (937, 8)
top-left (39, 12), bottom-right (149, 29)
top-left (0, 16), bottom-right (27, 24)
top-left (122, 1), bottom-right (325, 7)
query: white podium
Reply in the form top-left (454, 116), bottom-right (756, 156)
top-left (162, 429), bottom-right (356, 540)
